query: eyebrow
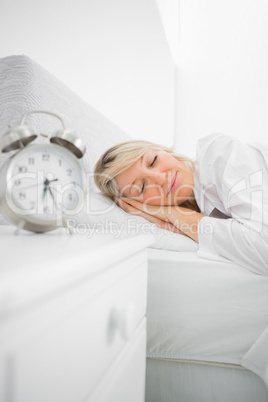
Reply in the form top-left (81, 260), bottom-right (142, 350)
top-left (130, 154), bottom-right (144, 193)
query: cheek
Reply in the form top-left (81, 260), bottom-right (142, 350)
top-left (176, 172), bottom-right (194, 198)
top-left (143, 188), bottom-right (163, 205)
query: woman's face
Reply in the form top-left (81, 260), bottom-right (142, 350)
top-left (115, 149), bottom-right (194, 205)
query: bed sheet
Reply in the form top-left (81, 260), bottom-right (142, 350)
top-left (146, 249), bottom-right (268, 385)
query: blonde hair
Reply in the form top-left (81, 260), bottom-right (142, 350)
top-left (94, 140), bottom-right (195, 200)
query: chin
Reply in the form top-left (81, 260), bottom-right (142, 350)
top-left (174, 195), bottom-right (192, 205)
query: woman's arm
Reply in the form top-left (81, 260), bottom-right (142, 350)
top-left (194, 133), bottom-right (268, 275)
top-left (166, 206), bottom-right (205, 242)
top-left (197, 216), bottom-right (268, 275)
top-left (117, 198), bottom-right (205, 242)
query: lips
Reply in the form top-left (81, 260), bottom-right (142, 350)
top-left (167, 172), bottom-right (178, 196)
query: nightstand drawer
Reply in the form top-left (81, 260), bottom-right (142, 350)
top-left (5, 260), bottom-right (148, 402)
top-left (88, 318), bottom-right (147, 402)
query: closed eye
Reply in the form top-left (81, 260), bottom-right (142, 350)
top-left (150, 155), bottom-right (157, 167)
top-left (140, 181), bottom-right (145, 195)
top-left (140, 155), bottom-right (157, 194)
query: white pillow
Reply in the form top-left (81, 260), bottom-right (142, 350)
top-left (69, 192), bottom-right (198, 252)
top-left (0, 55), bottom-right (198, 252)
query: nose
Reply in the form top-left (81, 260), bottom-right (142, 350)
top-left (147, 171), bottom-right (166, 187)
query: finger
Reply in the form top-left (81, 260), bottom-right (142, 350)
top-left (117, 198), bottom-right (143, 215)
top-left (161, 222), bottom-right (188, 236)
top-left (121, 197), bottom-right (144, 208)
top-left (117, 198), bottom-right (187, 236)
top-left (133, 211), bottom-right (187, 236)
top-left (139, 212), bottom-right (166, 226)
top-left (116, 198), bottom-right (127, 210)
top-left (148, 217), bottom-right (188, 236)
top-left (121, 197), bottom-right (163, 215)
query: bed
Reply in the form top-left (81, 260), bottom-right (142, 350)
top-left (146, 249), bottom-right (268, 401)
top-left (1, 55), bottom-right (268, 402)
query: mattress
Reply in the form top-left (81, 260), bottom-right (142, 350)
top-left (145, 358), bottom-right (268, 402)
top-left (146, 249), bottom-right (268, 385)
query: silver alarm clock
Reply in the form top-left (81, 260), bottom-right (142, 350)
top-left (0, 110), bottom-right (86, 233)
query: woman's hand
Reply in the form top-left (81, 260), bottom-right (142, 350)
top-left (116, 197), bottom-right (205, 242)
top-left (116, 198), bottom-right (188, 236)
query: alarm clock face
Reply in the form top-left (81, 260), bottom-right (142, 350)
top-left (1, 143), bottom-right (85, 230)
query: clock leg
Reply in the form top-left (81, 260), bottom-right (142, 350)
top-left (14, 220), bottom-right (26, 236)
top-left (63, 216), bottom-right (74, 235)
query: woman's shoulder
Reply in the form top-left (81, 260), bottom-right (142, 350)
top-left (196, 133), bottom-right (268, 164)
top-left (195, 133), bottom-right (268, 188)
top-left (196, 133), bottom-right (237, 159)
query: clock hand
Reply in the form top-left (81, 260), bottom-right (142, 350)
top-left (48, 186), bottom-right (54, 199)
top-left (42, 185), bottom-right (48, 200)
top-left (13, 183), bottom-right (40, 191)
top-left (44, 178), bottom-right (58, 186)
top-left (48, 186), bottom-right (58, 210)
top-left (43, 178), bottom-right (58, 203)
top-left (13, 179), bottom-right (58, 193)
top-left (48, 184), bottom-right (61, 195)
top-left (16, 179), bottom-right (74, 195)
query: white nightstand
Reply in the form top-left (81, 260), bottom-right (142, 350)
top-left (0, 226), bottom-right (154, 402)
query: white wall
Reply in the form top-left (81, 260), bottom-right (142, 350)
top-left (176, 0), bottom-right (268, 158)
top-left (0, 0), bottom-right (175, 146)
top-left (155, 0), bottom-right (180, 63)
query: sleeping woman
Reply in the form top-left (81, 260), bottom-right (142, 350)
top-left (94, 133), bottom-right (268, 275)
